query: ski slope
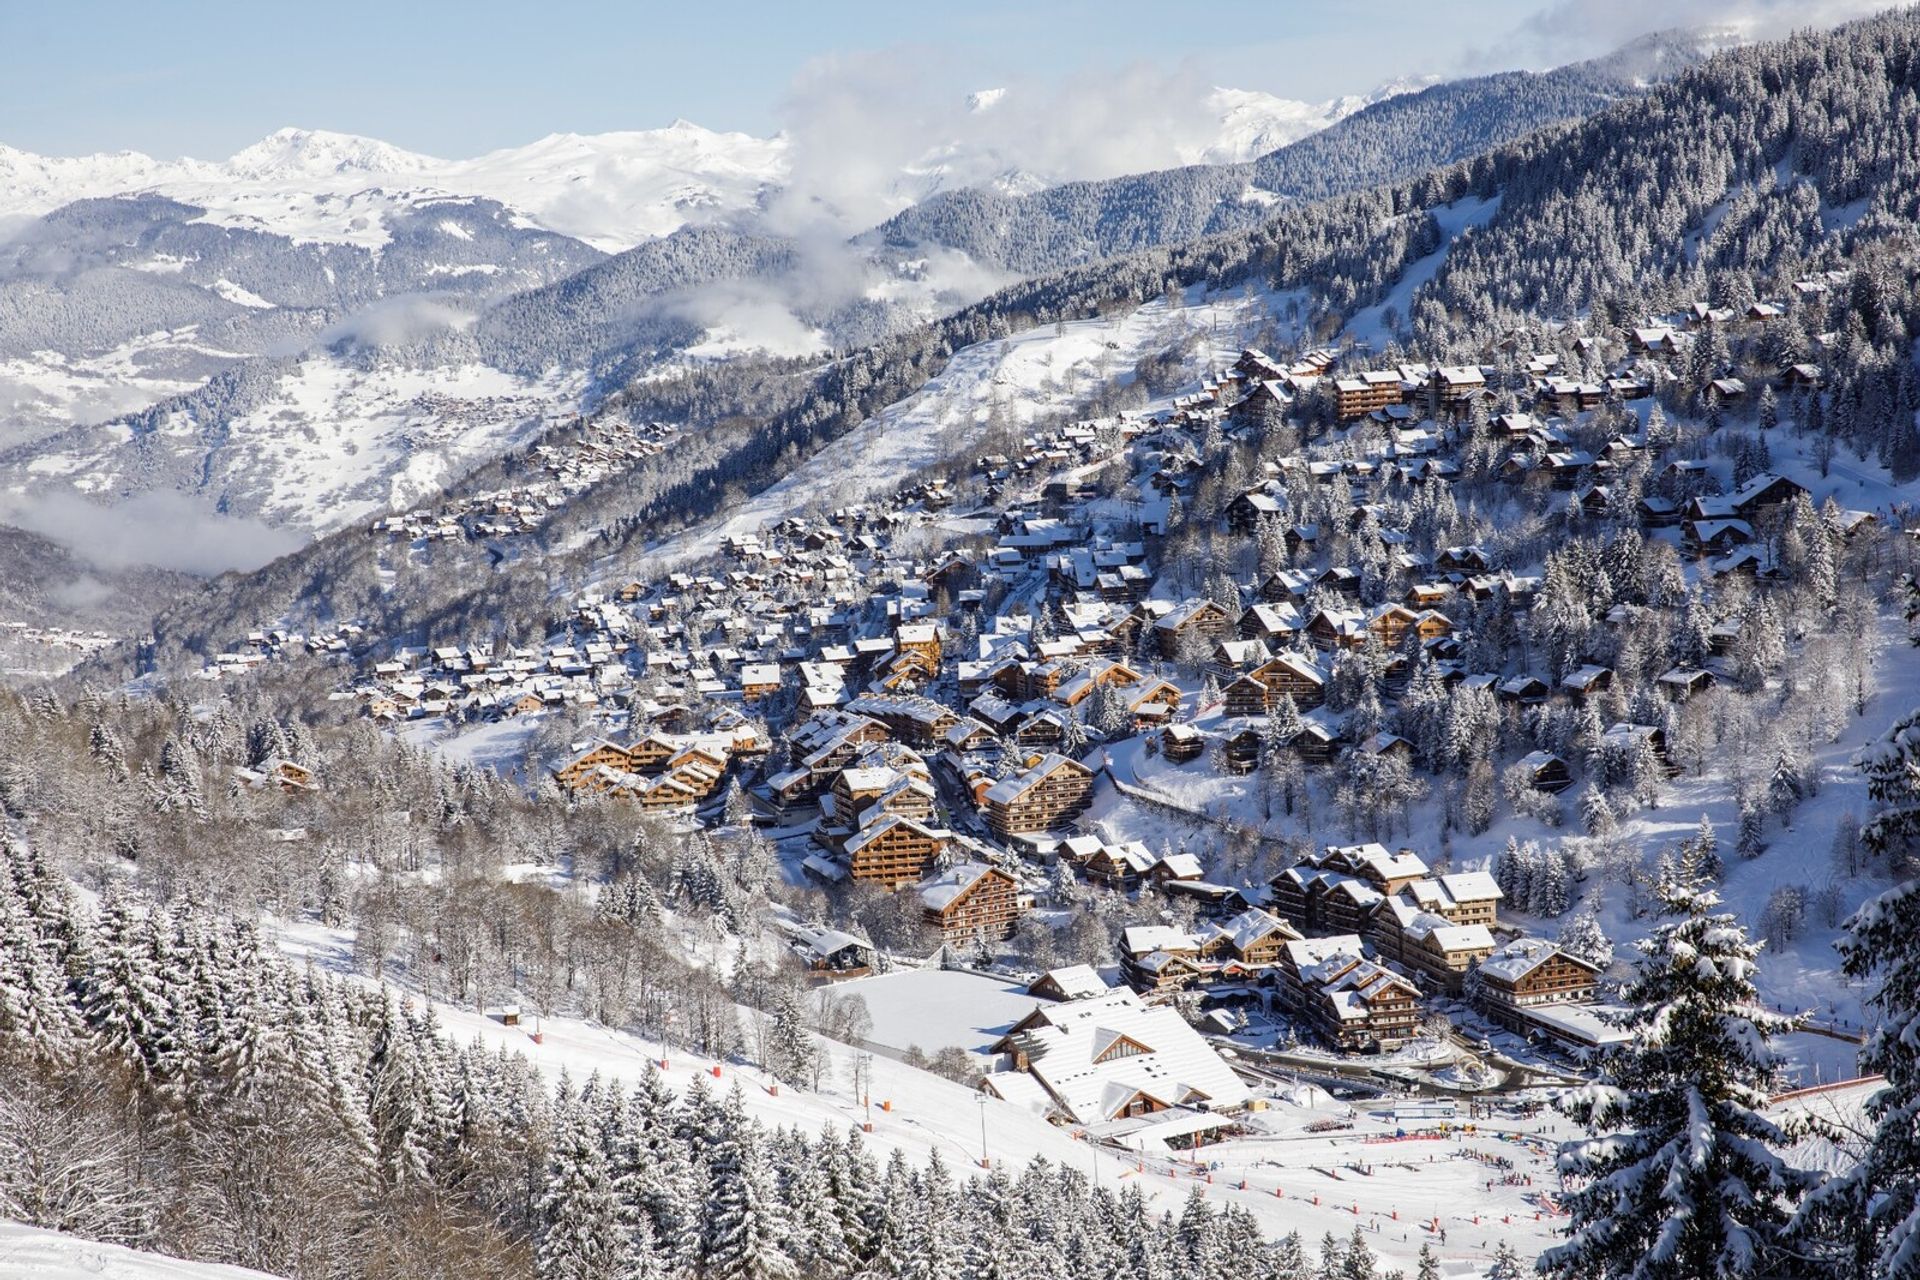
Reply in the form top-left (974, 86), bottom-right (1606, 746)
top-left (0, 1223), bottom-right (278, 1280)
top-left (647, 282), bottom-right (1300, 567)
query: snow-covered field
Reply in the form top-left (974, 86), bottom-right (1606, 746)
top-left (835, 967), bottom-right (1041, 1056)
top-left (0, 1224), bottom-right (277, 1280)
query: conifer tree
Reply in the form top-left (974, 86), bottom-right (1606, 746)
top-left (1541, 873), bottom-right (1815, 1280)
top-left (1795, 870), bottom-right (1920, 1277)
top-left (538, 1102), bottom-right (642, 1280)
top-left (702, 1086), bottom-right (794, 1280)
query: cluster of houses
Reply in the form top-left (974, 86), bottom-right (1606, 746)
top-left (370, 418), bottom-right (679, 543)
top-left (189, 284), bottom-right (1879, 1083)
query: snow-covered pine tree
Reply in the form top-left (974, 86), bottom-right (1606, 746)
top-left (1791, 868), bottom-right (1920, 1276)
top-left (537, 1100), bottom-right (643, 1280)
top-left (1541, 873), bottom-right (1816, 1280)
top-left (1737, 795), bottom-right (1767, 859)
top-left (1556, 905), bottom-right (1614, 972)
top-left (1862, 709), bottom-right (1920, 870)
top-left (701, 1085), bottom-right (794, 1280)
top-left (1580, 784), bottom-right (1617, 836)
top-left (1486, 1239), bottom-right (1525, 1280)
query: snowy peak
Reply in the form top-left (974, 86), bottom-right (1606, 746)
top-left (1199, 77), bottom-right (1440, 164)
top-left (225, 127), bottom-right (443, 180)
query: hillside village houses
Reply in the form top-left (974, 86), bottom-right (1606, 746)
top-left (203, 279), bottom-right (1879, 1066)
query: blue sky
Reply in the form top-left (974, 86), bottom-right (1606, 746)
top-left (0, 0), bottom-right (1883, 158)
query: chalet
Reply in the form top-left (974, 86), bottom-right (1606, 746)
top-left (1306, 607), bottom-right (1367, 650)
top-left (1369, 899), bottom-right (1495, 994)
top-left (920, 862), bottom-right (1021, 944)
top-left (1489, 675), bottom-right (1551, 706)
top-left (894, 622), bottom-right (942, 674)
top-left (738, 663), bottom-right (781, 700)
top-left (984, 988), bottom-right (1249, 1136)
top-left (1516, 750), bottom-right (1574, 794)
top-left (1153, 598), bottom-right (1233, 659)
top-left (983, 753), bottom-right (1096, 837)
top-left (1119, 924), bottom-right (1202, 992)
top-left (1124, 678), bottom-right (1183, 725)
top-left (1473, 938), bottom-right (1602, 1036)
top-left (1028, 965), bottom-right (1109, 1002)
top-left (1355, 732), bottom-right (1413, 766)
top-left (1220, 723), bottom-right (1263, 775)
top-left (844, 812), bottom-right (949, 887)
top-left (1684, 518), bottom-right (1754, 558)
top-left (1080, 839), bottom-right (1157, 888)
top-left (847, 695), bottom-right (957, 748)
top-left (1561, 664), bottom-right (1613, 700)
top-left (1198, 907), bottom-right (1301, 968)
top-left (555, 739), bottom-right (636, 791)
top-left (236, 757), bottom-right (316, 793)
top-left (1226, 489), bottom-right (1285, 534)
top-left (1294, 949), bottom-right (1422, 1052)
top-left (1657, 667), bottom-right (1715, 702)
top-left (1160, 723), bottom-right (1204, 764)
top-left (1239, 602), bottom-right (1305, 644)
top-left (786, 925), bottom-right (876, 979)
top-left (1224, 652), bottom-right (1328, 716)
top-left (1334, 370), bottom-right (1404, 421)
top-left (1431, 365), bottom-right (1487, 413)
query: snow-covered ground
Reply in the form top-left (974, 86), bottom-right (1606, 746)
top-left (260, 910), bottom-right (1555, 1274)
top-left (0, 1224), bottom-right (277, 1280)
top-left (647, 283), bottom-right (1295, 567)
top-left (0, 327), bottom-right (244, 444)
top-left (15, 356), bottom-right (586, 533)
top-left (1344, 195), bottom-right (1502, 349)
top-left (835, 968), bottom-right (1041, 1056)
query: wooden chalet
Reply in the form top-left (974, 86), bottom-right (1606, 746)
top-left (919, 863), bottom-right (1021, 943)
top-left (983, 754), bottom-right (1095, 837)
top-left (1473, 939), bottom-right (1602, 1035)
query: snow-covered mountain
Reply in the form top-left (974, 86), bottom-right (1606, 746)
top-left (1195, 79), bottom-right (1440, 164)
top-left (0, 79), bottom-right (1430, 255)
top-left (0, 124), bottom-right (786, 253)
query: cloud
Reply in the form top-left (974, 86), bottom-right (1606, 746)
top-left (765, 50), bottom-right (1237, 239)
top-left (0, 489), bottom-right (304, 575)
top-left (317, 293), bottom-right (473, 349)
top-left (1461, 0), bottom-right (1890, 74)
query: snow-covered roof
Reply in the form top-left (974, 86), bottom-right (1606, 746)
top-left (918, 861), bottom-right (1002, 911)
top-left (1033, 964), bottom-right (1109, 1001)
top-left (994, 988), bottom-right (1248, 1126)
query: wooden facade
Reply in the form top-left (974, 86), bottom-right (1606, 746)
top-left (984, 754), bottom-right (1095, 837)
top-left (921, 864), bottom-right (1021, 943)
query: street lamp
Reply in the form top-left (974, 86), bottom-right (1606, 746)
top-left (977, 1092), bottom-right (990, 1168)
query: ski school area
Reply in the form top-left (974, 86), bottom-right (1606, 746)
top-left (1093, 1089), bottom-right (1574, 1258)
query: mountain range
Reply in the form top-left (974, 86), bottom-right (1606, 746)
top-left (0, 26), bottom-right (1749, 627)
top-left (0, 81), bottom-right (1422, 256)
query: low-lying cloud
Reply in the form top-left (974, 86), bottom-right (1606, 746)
top-left (318, 293), bottom-right (474, 350)
top-left (766, 51), bottom-right (1234, 240)
top-left (1463, 0), bottom-right (1891, 75)
top-left (0, 488), bottom-right (304, 575)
